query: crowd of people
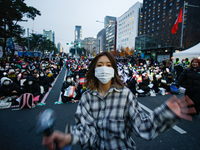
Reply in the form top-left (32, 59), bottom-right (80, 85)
top-left (0, 54), bottom-right (199, 113)
top-left (0, 55), bottom-right (63, 107)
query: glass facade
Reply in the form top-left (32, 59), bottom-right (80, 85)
top-left (106, 22), bottom-right (116, 52)
top-left (135, 35), bottom-right (157, 50)
top-left (104, 16), bottom-right (117, 29)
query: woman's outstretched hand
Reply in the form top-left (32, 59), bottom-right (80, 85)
top-left (166, 95), bottom-right (196, 121)
top-left (42, 131), bottom-right (71, 150)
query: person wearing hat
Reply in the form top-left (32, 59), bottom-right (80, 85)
top-left (0, 77), bottom-right (22, 104)
top-left (7, 68), bottom-right (17, 84)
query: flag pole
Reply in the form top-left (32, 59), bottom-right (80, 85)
top-left (180, 1), bottom-right (185, 49)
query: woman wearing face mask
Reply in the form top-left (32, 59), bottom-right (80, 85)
top-left (60, 76), bottom-right (75, 103)
top-left (43, 52), bottom-right (196, 150)
top-left (175, 58), bottom-right (200, 115)
top-left (24, 75), bottom-right (41, 103)
top-left (0, 77), bottom-right (22, 105)
top-left (38, 71), bottom-right (49, 93)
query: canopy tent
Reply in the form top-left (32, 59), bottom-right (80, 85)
top-left (173, 43), bottom-right (200, 61)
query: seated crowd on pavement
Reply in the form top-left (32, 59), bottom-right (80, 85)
top-left (0, 54), bottom-right (195, 108)
top-left (0, 55), bottom-right (63, 106)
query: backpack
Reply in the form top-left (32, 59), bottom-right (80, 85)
top-left (170, 84), bottom-right (179, 94)
top-left (19, 93), bottom-right (35, 109)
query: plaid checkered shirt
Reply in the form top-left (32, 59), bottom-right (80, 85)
top-left (67, 86), bottom-right (180, 150)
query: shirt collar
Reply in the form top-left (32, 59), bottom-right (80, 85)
top-left (89, 86), bottom-right (122, 96)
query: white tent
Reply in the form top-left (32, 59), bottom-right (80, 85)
top-left (173, 43), bottom-right (200, 61)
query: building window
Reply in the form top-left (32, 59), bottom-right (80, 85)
top-left (148, 20), bottom-right (150, 22)
top-left (153, 18), bottom-right (155, 20)
top-left (149, 4), bottom-right (151, 6)
top-left (157, 15), bottom-right (160, 18)
top-left (164, 0), bottom-right (166, 3)
top-left (157, 21), bottom-right (159, 24)
top-left (152, 29), bottom-right (154, 31)
top-left (176, 6), bottom-right (179, 10)
top-left (158, 9), bottom-right (160, 12)
top-left (153, 6), bottom-right (155, 9)
top-left (177, 0), bottom-right (180, 2)
top-left (170, 3), bottom-right (173, 6)
top-left (169, 16), bottom-right (171, 19)
top-left (163, 6), bottom-right (166, 9)
top-left (157, 27), bottom-right (159, 30)
top-left (169, 9), bottom-right (172, 13)
top-left (153, 12), bottom-right (155, 15)
top-left (163, 19), bottom-right (165, 22)
top-left (158, 3), bottom-right (160, 6)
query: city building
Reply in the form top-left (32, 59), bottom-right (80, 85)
top-left (136, 0), bottom-right (200, 62)
top-left (104, 16), bottom-right (117, 29)
top-left (96, 29), bottom-right (106, 54)
top-left (75, 25), bottom-right (82, 45)
top-left (43, 30), bottom-right (54, 43)
top-left (106, 21), bottom-right (117, 52)
top-left (81, 37), bottom-right (96, 57)
top-left (117, 2), bottom-right (143, 51)
top-left (57, 42), bottom-right (62, 53)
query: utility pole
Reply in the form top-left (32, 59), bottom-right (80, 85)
top-left (180, 1), bottom-right (199, 49)
top-left (27, 28), bottom-right (30, 51)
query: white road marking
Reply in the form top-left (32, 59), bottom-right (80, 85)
top-left (138, 102), bottom-right (187, 134)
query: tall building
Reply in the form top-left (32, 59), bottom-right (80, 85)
top-left (96, 29), bottom-right (106, 54)
top-left (75, 25), bottom-right (82, 42)
top-left (104, 16), bottom-right (117, 28)
top-left (43, 30), bottom-right (54, 43)
top-left (57, 42), bottom-right (62, 53)
top-left (117, 2), bottom-right (143, 51)
top-left (81, 37), bottom-right (96, 57)
top-left (136, 0), bottom-right (200, 61)
top-left (106, 21), bottom-right (117, 52)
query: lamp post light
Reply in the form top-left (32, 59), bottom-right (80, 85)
top-left (180, 1), bottom-right (199, 49)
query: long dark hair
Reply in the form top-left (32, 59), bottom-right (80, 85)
top-left (85, 52), bottom-right (123, 90)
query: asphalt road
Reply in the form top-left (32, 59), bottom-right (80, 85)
top-left (0, 67), bottom-right (199, 150)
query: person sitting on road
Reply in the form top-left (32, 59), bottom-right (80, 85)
top-left (38, 71), bottom-right (49, 93)
top-left (23, 75), bottom-right (41, 103)
top-left (138, 73), bottom-right (150, 94)
top-left (7, 69), bottom-right (17, 84)
top-left (61, 76), bottom-right (75, 103)
top-left (45, 68), bottom-right (54, 84)
top-left (0, 77), bottom-right (22, 105)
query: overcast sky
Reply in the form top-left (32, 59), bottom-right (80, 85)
top-left (19, 0), bottom-right (143, 53)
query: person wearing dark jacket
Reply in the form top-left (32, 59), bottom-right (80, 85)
top-left (139, 73), bottom-right (150, 94)
top-left (61, 76), bottom-right (75, 103)
top-left (38, 71), bottom-right (49, 93)
top-left (24, 75), bottom-right (41, 98)
top-left (175, 58), bottom-right (200, 115)
top-left (0, 77), bottom-right (22, 105)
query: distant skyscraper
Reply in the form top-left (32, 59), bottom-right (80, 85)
top-left (97, 29), bottom-right (106, 53)
top-left (43, 29), bottom-right (54, 43)
top-left (75, 26), bottom-right (82, 42)
top-left (57, 42), bottom-right (62, 53)
top-left (104, 16), bottom-right (117, 28)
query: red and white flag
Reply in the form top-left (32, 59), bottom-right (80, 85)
top-left (171, 8), bottom-right (183, 34)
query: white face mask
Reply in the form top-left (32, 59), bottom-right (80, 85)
top-left (40, 74), bottom-right (44, 77)
top-left (67, 79), bottom-right (71, 83)
top-left (28, 81), bottom-right (33, 85)
top-left (76, 76), bottom-right (79, 79)
top-left (95, 66), bottom-right (114, 84)
top-left (3, 81), bottom-right (10, 85)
